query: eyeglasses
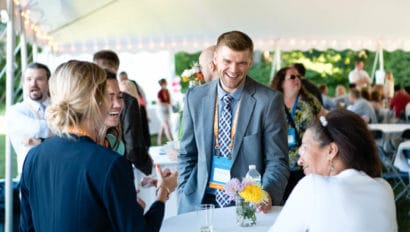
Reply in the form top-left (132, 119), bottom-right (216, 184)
top-left (285, 74), bottom-right (301, 81)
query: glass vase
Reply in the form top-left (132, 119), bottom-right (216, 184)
top-left (235, 195), bottom-right (256, 227)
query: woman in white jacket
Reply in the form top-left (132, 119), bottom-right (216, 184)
top-left (270, 109), bottom-right (397, 232)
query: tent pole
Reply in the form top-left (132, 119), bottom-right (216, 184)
top-left (32, 43), bottom-right (38, 62)
top-left (18, 4), bottom-right (27, 71)
top-left (379, 47), bottom-right (384, 72)
top-left (20, 33), bottom-right (28, 71)
top-left (270, 44), bottom-right (281, 82)
top-left (370, 49), bottom-right (379, 84)
top-left (5, 0), bottom-right (16, 231)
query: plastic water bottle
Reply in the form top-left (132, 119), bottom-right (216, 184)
top-left (245, 164), bottom-right (261, 186)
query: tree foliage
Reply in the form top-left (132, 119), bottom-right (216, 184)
top-left (0, 35), bottom-right (35, 109)
top-left (2, 47), bottom-right (410, 109)
top-left (174, 49), bottom-right (410, 97)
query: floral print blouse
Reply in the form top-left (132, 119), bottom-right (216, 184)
top-left (286, 93), bottom-right (322, 170)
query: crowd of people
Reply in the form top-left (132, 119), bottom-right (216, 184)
top-left (5, 30), bottom-right (399, 231)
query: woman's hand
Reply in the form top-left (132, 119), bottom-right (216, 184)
top-left (155, 164), bottom-right (178, 202)
top-left (141, 168), bottom-right (171, 187)
top-left (136, 197), bottom-right (146, 209)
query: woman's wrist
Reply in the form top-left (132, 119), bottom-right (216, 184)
top-left (155, 184), bottom-right (170, 202)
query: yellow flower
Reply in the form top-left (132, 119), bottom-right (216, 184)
top-left (238, 184), bottom-right (266, 203)
top-left (182, 76), bottom-right (190, 82)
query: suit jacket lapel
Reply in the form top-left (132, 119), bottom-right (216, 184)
top-left (231, 77), bottom-right (256, 162)
top-left (201, 82), bottom-right (218, 170)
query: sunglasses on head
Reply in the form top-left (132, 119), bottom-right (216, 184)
top-left (285, 74), bottom-right (301, 80)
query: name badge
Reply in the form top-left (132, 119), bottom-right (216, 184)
top-left (288, 128), bottom-right (297, 147)
top-left (208, 155), bottom-right (232, 190)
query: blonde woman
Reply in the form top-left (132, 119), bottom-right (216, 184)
top-left (19, 60), bottom-right (177, 232)
top-left (384, 71), bottom-right (395, 99)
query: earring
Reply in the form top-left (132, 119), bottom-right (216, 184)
top-left (328, 160), bottom-right (334, 176)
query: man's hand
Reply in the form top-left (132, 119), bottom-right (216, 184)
top-left (256, 191), bottom-right (272, 213)
top-left (22, 137), bottom-right (41, 146)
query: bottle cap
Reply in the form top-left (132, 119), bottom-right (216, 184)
top-left (249, 164), bottom-right (256, 169)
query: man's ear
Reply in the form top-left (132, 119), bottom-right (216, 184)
top-left (210, 61), bottom-right (216, 72)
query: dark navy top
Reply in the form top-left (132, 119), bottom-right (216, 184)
top-left (19, 135), bottom-right (164, 232)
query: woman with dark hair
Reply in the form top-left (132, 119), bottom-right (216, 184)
top-left (271, 67), bottom-right (325, 201)
top-left (269, 109), bottom-right (397, 232)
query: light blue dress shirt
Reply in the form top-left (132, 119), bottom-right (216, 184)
top-left (6, 98), bottom-right (52, 176)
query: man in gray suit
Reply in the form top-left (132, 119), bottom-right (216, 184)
top-left (178, 31), bottom-right (289, 214)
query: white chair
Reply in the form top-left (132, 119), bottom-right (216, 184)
top-left (405, 102), bottom-right (410, 121)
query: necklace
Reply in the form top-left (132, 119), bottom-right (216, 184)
top-left (68, 126), bottom-right (94, 140)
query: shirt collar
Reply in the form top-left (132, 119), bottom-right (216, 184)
top-left (25, 97), bottom-right (49, 110)
top-left (217, 78), bottom-right (245, 101)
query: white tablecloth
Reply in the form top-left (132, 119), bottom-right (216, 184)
top-left (160, 206), bottom-right (282, 232)
top-left (369, 123), bottom-right (410, 153)
top-left (149, 145), bottom-right (178, 168)
top-left (369, 123), bottom-right (410, 133)
top-left (147, 105), bottom-right (181, 139)
top-left (135, 145), bottom-right (178, 219)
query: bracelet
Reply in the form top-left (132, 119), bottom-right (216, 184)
top-left (155, 184), bottom-right (170, 200)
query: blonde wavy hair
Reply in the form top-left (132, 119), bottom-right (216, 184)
top-left (119, 80), bottom-right (139, 99)
top-left (46, 60), bottom-right (107, 137)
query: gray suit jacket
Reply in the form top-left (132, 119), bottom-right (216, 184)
top-left (177, 77), bottom-right (289, 214)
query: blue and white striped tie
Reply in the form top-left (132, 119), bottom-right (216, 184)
top-left (216, 94), bottom-right (234, 208)
top-left (219, 94), bottom-right (233, 158)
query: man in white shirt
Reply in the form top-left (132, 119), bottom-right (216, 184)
top-left (7, 62), bottom-right (52, 177)
top-left (348, 60), bottom-right (371, 88)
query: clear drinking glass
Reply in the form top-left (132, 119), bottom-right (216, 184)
top-left (196, 204), bottom-right (214, 232)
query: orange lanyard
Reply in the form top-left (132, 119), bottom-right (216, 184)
top-left (213, 94), bottom-right (241, 154)
top-left (67, 126), bottom-right (93, 141)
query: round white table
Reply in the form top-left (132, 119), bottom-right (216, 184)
top-left (368, 123), bottom-right (410, 133)
top-left (160, 206), bottom-right (282, 232)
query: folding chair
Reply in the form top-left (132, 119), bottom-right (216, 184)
top-left (371, 129), bottom-right (395, 156)
top-left (371, 129), bottom-right (384, 147)
top-left (405, 102), bottom-right (410, 122)
top-left (401, 129), bottom-right (410, 140)
top-left (378, 146), bottom-right (410, 201)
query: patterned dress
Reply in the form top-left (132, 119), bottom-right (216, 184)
top-left (286, 93), bottom-right (321, 170)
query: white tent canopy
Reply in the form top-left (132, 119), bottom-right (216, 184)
top-left (9, 0), bottom-right (410, 54)
top-left (3, 1), bottom-right (410, 231)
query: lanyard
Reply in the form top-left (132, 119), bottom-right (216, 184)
top-left (290, 95), bottom-right (299, 121)
top-left (213, 94), bottom-right (241, 155)
top-left (67, 126), bottom-right (94, 141)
